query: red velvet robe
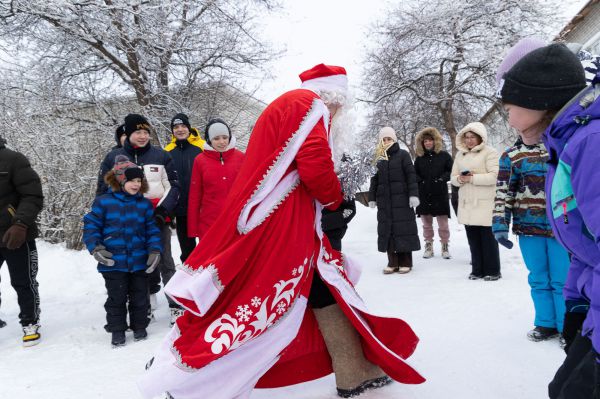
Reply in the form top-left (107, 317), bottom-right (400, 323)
top-left (138, 89), bottom-right (424, 399)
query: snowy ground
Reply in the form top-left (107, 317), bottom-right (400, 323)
top-left (0, 205), bottom-right (565, 398)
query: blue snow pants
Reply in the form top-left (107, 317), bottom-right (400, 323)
top-left (519, 236), bottom-right (570, 332)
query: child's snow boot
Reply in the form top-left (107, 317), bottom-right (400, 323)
top-left (170, 308), bottom-right (185, 326)
top-left (527, 326), bottom-right (559, 342)
top-left (133, 328), bottom-right (148, 341)
top-left (111, 331), bottom-right (126, 347)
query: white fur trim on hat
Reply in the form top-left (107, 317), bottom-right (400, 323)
top-left (301, 74), bottom-right (348, 95)
top-left (378, 126), bottom-right (397, 142)
top-left (207, 122), bottom-right (229, 141)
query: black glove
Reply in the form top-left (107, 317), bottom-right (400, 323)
top-left (563, 312), bottom-right (588, 354)
top-left (93, 245), bottom-right (115, 266)
top-left (145, 251), bottom-right (161, 274)
top-left (154, 206), bottom-right (168, 227)
top-left (563, 299), bottom-right (590, 354)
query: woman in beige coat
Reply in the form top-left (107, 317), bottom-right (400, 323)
top-left (451, 122), bottom-right (501, 281)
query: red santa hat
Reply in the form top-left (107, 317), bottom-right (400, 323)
top-left (299, 64), bottom-right (348, 94)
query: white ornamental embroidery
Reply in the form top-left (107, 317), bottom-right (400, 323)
top-left (235, 304), bottom-right (253, 322)
top-left (292, 267), bottom-right (298, 276)
top-left (276, 302), bottom-right (287, 315)
top-left (203, 258), bottom-right (310, 355)
top-left (251, 296), bottom-right (262, 308)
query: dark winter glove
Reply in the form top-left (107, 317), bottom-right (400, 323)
top-left (93, 245), bottom-right (115, 267)
top-left (154, 206), bottom-right (168, 227)
top-left (145, 251), bottom-right (161, 274)
top-left (494, 232), bottom-right (513, 249)
top-left (2, 223), bottom-right (27, 250)
top-left (563, 299), bottom-right (590, 354)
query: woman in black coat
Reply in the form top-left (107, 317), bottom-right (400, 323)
top-left (368, 127), bottom-right (421, 274)
top-left (414, 127), bottom-right (453, 259)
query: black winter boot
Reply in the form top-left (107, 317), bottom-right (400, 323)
top-left (111, 331), bottom-right (126, 347)
top-left (133, 328), bottom-right (148, 341)
top-left (528, 326), bottom-right (559, 342)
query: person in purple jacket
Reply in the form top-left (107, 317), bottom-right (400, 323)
top-left (497, 42), bottom-right (599, 399)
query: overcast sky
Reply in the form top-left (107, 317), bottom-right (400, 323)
top-left (254, 0), bottom-right (590, 108)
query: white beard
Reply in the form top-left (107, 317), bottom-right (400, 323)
top-left (329, 106), bottom-right (356, 172)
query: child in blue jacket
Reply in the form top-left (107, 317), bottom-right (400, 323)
top-left (83, 155), bottom-right (162, 347)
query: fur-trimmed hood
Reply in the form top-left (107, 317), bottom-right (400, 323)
top-left (456, 122), bottom-right (489, 153)
top-left (415, 127), bottom-right (444, 156)
top-left (104, 169), bottom-right (149, 195)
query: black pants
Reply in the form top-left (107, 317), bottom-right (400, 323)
top-left (175, 215), bottom-right (197, 263)
top-left (308, 229), bottom-right (343, 309)
top-left (465, 225), bottom-right (500, 277)
top-left (102, 271), bottom-right (150, 332)
top-left (0, 240), bottom-right (40, 326)
top-left (387, 239), bottom-right (413, 269)
top-left (148, 224), bottom-right (179, 308)
top-left (549, 334), bottom-right (595, 399)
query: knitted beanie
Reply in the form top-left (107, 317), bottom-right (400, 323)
top-left (204, 118), bottom-right (231, 144)
top-left (171, 113), bottom-right (191, 132)
top-left (114, 124), bottom-right (126, 147)
top-left (496, 37), bottom-right (546, 86)
top-left (124, 114), bottom-right (151, 137)
top-left (378, 126), bottom-right (397, 142)
top-left (499, 43), bottom-right (586, 110)
top-left (113, 155), bottom-right (143, 186)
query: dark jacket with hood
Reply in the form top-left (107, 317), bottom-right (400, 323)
top-left (0, 137), bottom-right (44, 247)
top-left (96, 139), bottom-right (180, 216)
top-left (165, 128), bottom-right (203, 217)
top-left (413, 127), bottom-right (453, 217)
top-left (368, 142), bottom-right (421, 253)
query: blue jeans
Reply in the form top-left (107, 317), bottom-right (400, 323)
top-left (519, 236), bottom-right (570, 331)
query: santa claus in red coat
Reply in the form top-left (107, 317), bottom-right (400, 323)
top-left (138, 64), bottom-right (425, 399)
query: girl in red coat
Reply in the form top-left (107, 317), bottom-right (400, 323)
top-left (187, 118), bottom-right (245, 240)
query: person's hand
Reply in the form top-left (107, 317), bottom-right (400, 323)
top-left (93, 245), bottom-right (115, 266)
top-left (2, 223), bottom-right (27, 250)
top-left (368, 201), bottom-right (376, 209)
top-left (409, 196), bottom-right (420, 208)
top-left (494, 232), bottom-right (514, 249)
top-left (563, 300), bottom-right (589, 354)
top-left (145, 251), bottom-right (161, 274)
top-left (459, 174), bottom-right (472, 184)
top-left (154, 206), bottom-right (168, 227)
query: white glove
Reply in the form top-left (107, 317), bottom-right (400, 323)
top-left (368, 201), bottom-right (376, 208)
top-left (409, 196), bottom-right (420, 208)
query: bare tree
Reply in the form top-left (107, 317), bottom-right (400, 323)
top-left (0, 0), bottom-right (277, 140)
top-left (0, 0), bottom-right (275, 248)
top-left (361, 0), bottom-right (566, 156)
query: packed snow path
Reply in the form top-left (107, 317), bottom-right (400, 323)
top-left (0, 205), bottom-right (564, 398)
